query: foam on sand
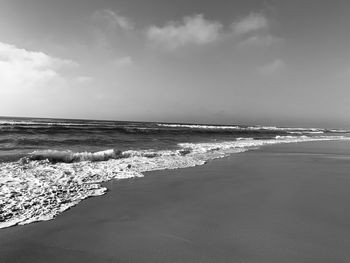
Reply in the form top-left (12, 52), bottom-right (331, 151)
top-left (0, 135), bottom-right (347, 229)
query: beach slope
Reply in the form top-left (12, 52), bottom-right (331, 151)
top-left (1, 141), bottom-right (350, 263)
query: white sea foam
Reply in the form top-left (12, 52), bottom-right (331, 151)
top-left (329, 129), bottom-right (350, 133)
top-left (0, 135), bottom-right (347, 229)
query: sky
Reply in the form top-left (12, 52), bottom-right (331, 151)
top-left (0, 0), bottom-right (350, 128)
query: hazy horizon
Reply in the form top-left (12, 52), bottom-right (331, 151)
top-left (1, 0), bottom-right (350, 128)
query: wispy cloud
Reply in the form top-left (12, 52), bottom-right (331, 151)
top-left (76, 76), bottom-right (93, 83)
top-left (232, 13), bottom-right (268, 35)
top-left (92, 9), bottom-right (133, 31)
top-left (146, 13), bottom-right (279, 50)
top-left (232, 13), bottom-right (279, 47)
top-left (113, 56), bottom-right (133, 67)
top-left (0, 42), bottom-right (77, 90)
top-left (147, 14), bottom-right (223, 50)
top-left (258, 59), bottom-right (286, 76)
top-left (239, 34), bottom-right (281, 47)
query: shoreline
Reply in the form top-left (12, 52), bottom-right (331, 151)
top-left (1, 140), bottom-right (350, 262)
top-left (2, 136), bottom-right (345, 229)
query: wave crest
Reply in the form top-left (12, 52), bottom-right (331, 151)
top-left (25, 149), bottom-right (126, 163)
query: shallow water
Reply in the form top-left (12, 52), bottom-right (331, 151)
top-left (0, 117), bottom-right (349, 228)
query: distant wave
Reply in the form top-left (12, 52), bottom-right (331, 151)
top-left (158, 123), bottom-right (241, 129)
top-left (0, 124), bottom-right (164, 136)
top-left (0, 135), bottom-right (347, 229)
top-left (0, 120), bottom-right (104, 127)
top-left (0, 120), bottom-right (157, 132)
top-left (5, 120), bottom-right (349, 138)
top-left (1, 120), bottom-right (348, 134)
top-left (329, 129), bottom-right (350, 133)
top-left (157, 123), bottom-right (327, 134)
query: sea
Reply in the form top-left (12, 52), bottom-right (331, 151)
top-left (0, 116), bottom-right (349, 229)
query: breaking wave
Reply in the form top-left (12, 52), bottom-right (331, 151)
top-left (0, 135), bottom-right (347, 229)
top-left (25, 149), bottom-right (128, 163)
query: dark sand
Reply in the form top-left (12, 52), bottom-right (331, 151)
top-left (1, 141), bottom-right (350, 263)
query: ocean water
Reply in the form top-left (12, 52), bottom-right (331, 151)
top-left (0, 117), bottom-right (348, 228)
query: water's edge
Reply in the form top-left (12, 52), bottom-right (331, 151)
top-left (0, 136), bottom-right (347, 229)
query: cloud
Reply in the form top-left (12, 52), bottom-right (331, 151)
top-left (146, 13), bottom-right (279, 50)
top-left (239, 34), bottom-right (280, 47)
top-left (113, 56), bottom-right (133, 67)
top-left (92, 9), bottom-right (133, 31)
top-left (258, 59), bottom-right (286, 76)
top-left (232, 13), bottom-right (268, 36)
top-left (147, 14), bottom-right (223, 50)
top-left (76, 76), bottom-right (93, 83)
top-left (0, 42), bottom-right (77, 90)
top-left (232, 13), bottom-right (279, 47)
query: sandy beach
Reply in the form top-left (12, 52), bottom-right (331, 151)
top-left (1, 140), bottom-right (350, 263)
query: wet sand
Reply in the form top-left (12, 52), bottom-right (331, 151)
top-left (1, 141), bottom-right (350, 263)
